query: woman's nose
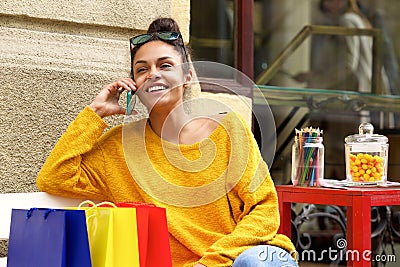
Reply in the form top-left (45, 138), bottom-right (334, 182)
top-left (146, 67), bottom-right (161, 80)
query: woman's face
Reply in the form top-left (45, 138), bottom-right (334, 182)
top-left (132, 40), bottom-right (191, 113)
top-left (322, 0), bottom-right (348, 17)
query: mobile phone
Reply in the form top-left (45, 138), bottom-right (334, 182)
top-left (126, 90), bottom-right (134, 115)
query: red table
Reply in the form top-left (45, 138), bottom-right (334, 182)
top-left (276, 185), bottom-right (400, 267)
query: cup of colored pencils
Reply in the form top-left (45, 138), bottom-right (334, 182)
top-left (291, 127), bottom-right (324, 186)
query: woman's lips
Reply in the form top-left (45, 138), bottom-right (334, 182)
top-left (146, 85), bottom-right (168, 93)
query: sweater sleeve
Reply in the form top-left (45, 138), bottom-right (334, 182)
top-left (198, 113), bottom-right (295, 266)
top-left (36, 106), bottom-right (111, 200)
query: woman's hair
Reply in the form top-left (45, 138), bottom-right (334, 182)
top-left (130, 17), bottom-right (189, 74)
top-left (319, 0), bottom-right (372, 28)
top-left (147, 17), bottom-right (181, 34)
top-left (319, 0), bottom-right (350, 14)
top-left (347, 0), bottom-right (372, 28)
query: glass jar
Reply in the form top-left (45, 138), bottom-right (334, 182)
top-left (291, 135), bottom-right (324, 186)
top-left (345, 123), bottom-right (388, 185)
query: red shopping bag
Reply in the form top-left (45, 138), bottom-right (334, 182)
top-left (115, 202), bottom-right (172, 267)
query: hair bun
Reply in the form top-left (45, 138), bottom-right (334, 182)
top-left (147, 17), bottom-right (181, 33)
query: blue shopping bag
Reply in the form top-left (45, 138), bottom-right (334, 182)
top-left (7, 208), bottom-right (92, 267)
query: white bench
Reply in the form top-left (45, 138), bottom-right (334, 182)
top-left (0, 192), bottom-right (89, 266)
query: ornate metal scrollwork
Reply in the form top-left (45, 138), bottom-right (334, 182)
top-left (370, 206), bottom-right (400, 267)
top-left (291, 204), bottom-right (346, 266)
top-left (305, 96), bottom-right (366, 112)
top-left (291, 204), bottom-right (400, 266)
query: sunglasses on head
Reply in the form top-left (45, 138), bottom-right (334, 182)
top-left (130, 32), bottom-right (187, 61)
top-left (130, 31), bottom-right (182, 46)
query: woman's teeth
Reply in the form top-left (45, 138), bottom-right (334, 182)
top-left (147, 85), bottom-right (167, 92)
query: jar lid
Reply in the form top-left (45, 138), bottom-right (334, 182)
top-left (345, 123), bottom-right (388, 144)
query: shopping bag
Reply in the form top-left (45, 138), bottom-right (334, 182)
top-left (116, 202), bottom-right (172, 267)
top-left (76, 201), bottom-right (140, 267)
top-left (7, 208), bottom-right (91, 267)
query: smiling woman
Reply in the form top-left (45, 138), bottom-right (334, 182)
top-left (132, 41), bottom-right (191, 126)
top-left (36, 17), bottom-right (297, 267)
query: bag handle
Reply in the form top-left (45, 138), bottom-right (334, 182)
top-left (77, 200), bottom-right (155, 209)
top-left (78, 200), bottom-right (118, 224)
top-left (25, 208), bottom-right (55, 219)
top-left (115, 201), bottom-right (156, 208)
top-left (78, 200), bottom-right (118, 209)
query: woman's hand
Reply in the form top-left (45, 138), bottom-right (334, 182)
top-left (89, 78), bottom-right (136, 118)
top-left (193, 264), bottom-right (206, 267)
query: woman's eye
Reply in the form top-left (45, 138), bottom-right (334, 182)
top-left (160, 63), bottom-right (173, 69)
top-left (136, 67), bottom-right (147, 73)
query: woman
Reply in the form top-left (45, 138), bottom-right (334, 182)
top-left (296, 0), bottom-right (389, 93)
top-left (37, 17), bottom-right (297, 266)
top-left (322, 0), bottom-right (382, 93)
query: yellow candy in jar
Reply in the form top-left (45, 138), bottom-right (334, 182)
top-left (349, 153), bottom-right (384, 182)
top-left (345, 123), bottom-right (388, 184)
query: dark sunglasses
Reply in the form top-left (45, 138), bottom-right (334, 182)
top-left (130, 32), bottom-right (187, 61)
top-left (130, 31), bottom-right (181, 46)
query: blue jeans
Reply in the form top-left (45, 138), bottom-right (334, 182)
top-left (232, 245), bottom-right (298, 267)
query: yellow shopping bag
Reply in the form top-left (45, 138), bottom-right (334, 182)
top-left (75, 201), bottom-right (140, 267)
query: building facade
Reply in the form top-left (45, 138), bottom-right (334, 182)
top-left (0, 0), bottom-right (190, 194)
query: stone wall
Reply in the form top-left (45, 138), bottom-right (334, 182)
top-left (0, 0), bottom-right (190, 194)
top-left (0, 0), bottom-right (190, 256)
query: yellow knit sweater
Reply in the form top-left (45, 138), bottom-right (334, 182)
top-left (37, 106), bottom-right (295, 266)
